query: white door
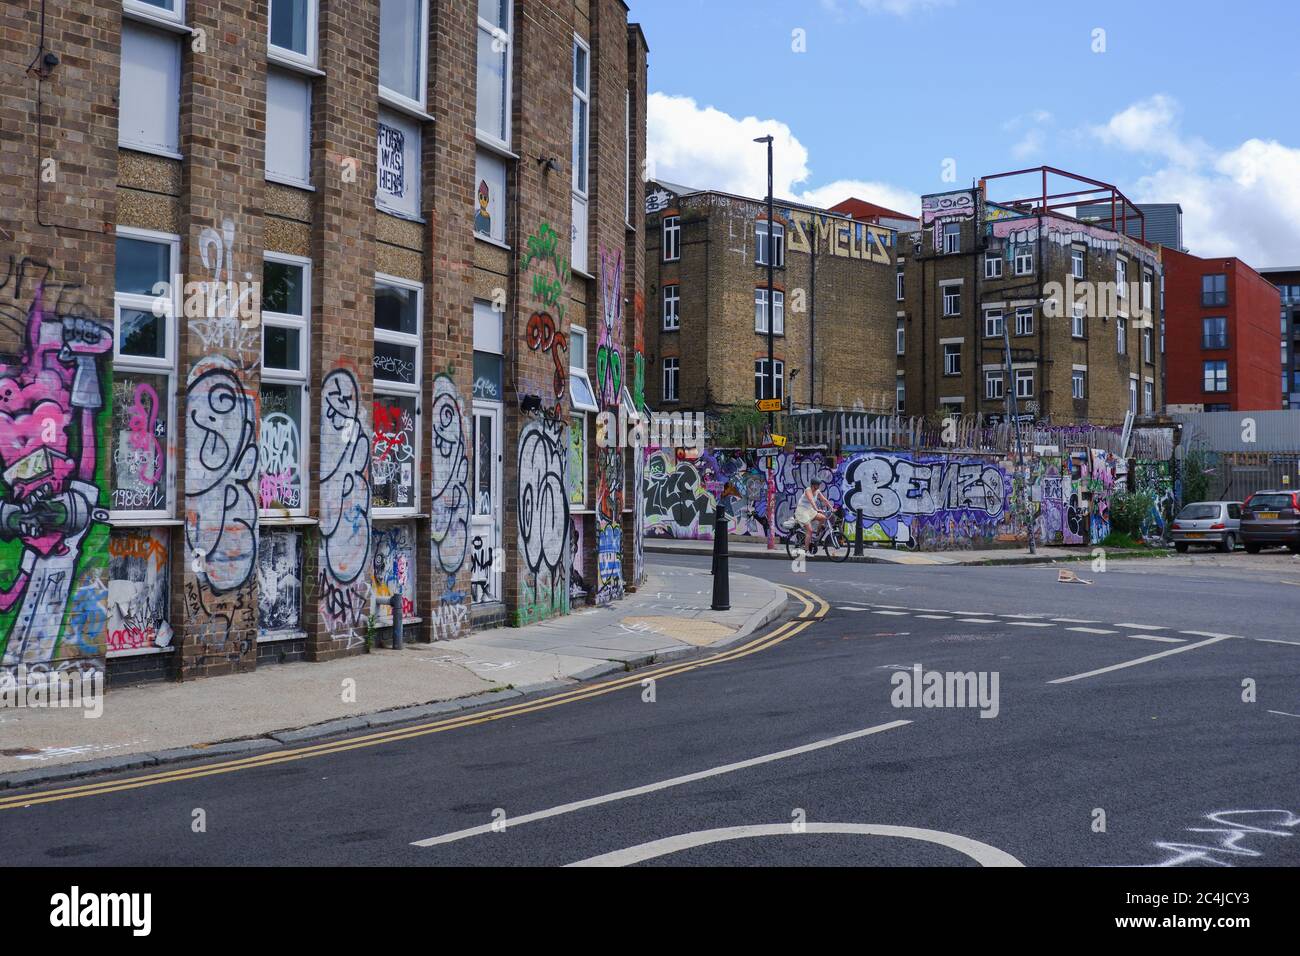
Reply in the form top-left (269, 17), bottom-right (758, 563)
top-left (470, 403), bottom-right (502, 604)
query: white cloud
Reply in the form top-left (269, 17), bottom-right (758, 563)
top-left (647, 93), bottom-right (916, 215)
top-left (1002, 110), bottom-right (1054, 160)
top-left (1090, 96), bottom-right (1300, 264)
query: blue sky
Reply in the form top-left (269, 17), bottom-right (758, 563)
top-left (631, 0), bottom-right (1300, 265)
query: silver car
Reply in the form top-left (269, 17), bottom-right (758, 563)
top-left (1171, 501), bottom-right (1242, 553)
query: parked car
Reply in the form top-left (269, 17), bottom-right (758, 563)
top-left (1240, 490), bottom-right (1300, 554)
top-left (1170, 501), bottom-right (1242, 553)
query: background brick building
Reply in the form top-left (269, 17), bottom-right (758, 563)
top-left (0, 0), bottom-right (646, 688)
top-left (1260, 267), bottom-right (1300, 409)
top-left (1163, 249), bottom-right (1281, 412)
top-left (898, 176), bottom-right (1165, 426)
top-left (643, 182), bottom-right (899, 422)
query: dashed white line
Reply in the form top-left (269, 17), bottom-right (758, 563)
top-left (1067, 627), bottom-right (1117, 635)
top-left (1009, 621), bottom-right (1055, 628)
top-left (1179, 630), bottom-right (1240, 640)
top-left (1052, 617), bottom-right (1101, 624)
top-left (959, 619), bottom-right (999, 624)
top-left (1048, 635), bottom-right (1231, 685)
top-left (915, 614), bottom-right (952, 620)
top-left (1127, 635), bottom-right (1186, 644)
top-left (872, 610), bottom-right (910, 616)
top-left (1268, 710), bottom-right (1300, 719)
top-left (1116, 623), bottom-right (1166, 631)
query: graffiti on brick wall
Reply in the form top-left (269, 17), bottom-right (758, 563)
top-left (520, 223), bottom-right (570, 326)
top-left (596, 248), bottom-right (623, 409)
top-left (595, 248), bottom-right (625, 605)
top-left (111, 376), bottom-right (167, 510)
top-left (430, 375), bottom-right (470, 638)
top-left (191, 217), bottom-right (260, 357)
top-left (256, 529), bottom-right (303, 635)
top-left (258, 392), bottom-right (302, 511)
top-left (568, 516), bottom-right (587, 602)
top-left (516, 418), bottom-right (569, 625)
top-left (470, 534), bottom-right (494, 605)
top-left (319, 368), bottom-right (371, 649)
top-left (184, 356), bottom-right (260, 662)
top-left (372, 522), bottom-right (415, 624)
top-left (526, 311), bottom-right (568, 411)
top-left (1135, 459), bottom-right (1174, 539)
top-left (0, 264), bottom-right (112, 676)
top-left (108, 528), bottom-right (172, 653)
top-left (1086, 449), bottom-right (1118, 544)
top-left (372, 395), bottom-right (416, 509)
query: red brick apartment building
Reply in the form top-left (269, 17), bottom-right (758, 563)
top-left (1, 0), bottom-right (647, 687)
top-left (1163, 249), bottom-right (1281, 412)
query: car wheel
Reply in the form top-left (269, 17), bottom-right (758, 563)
top-left (1218, 534), bottom-right (1235, 554)
top-left (1174, 542), bottom-right (1188, 553)
top-left (1245, 542), bottom-right (1262, 554)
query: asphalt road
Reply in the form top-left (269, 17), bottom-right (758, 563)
top-left (4, 551), bottom-right (1298, 868)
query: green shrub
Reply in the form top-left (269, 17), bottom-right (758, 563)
top-left (1109, 491), bottom-right (1155, 539)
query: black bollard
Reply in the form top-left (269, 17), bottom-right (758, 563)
top-left (854, 508), bottom-right (865, 557)
top-left (711, 502), bottom-right (731, 611)
top-left (389, 592), bottom-right (404, 650)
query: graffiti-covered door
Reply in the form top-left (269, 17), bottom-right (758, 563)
top-left (470, 403), bottom-right (502, 604)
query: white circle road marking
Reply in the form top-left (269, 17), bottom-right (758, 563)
top-left (566, 823), bottom-right (1025, 867)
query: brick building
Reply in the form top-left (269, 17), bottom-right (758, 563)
top-left (1162, 250), bottom-right (1281, 412)
top-left (643, 182), bottom-right (899, 420)
top-left (0, 0), bottom-right (647, 687)
top-left (1260, 267), bottom-right (1300, 409)
top-left (898, 172), bottom-right (1165, 425)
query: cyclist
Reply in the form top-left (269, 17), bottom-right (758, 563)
top-left (795, 479), bottom-right (833, 552)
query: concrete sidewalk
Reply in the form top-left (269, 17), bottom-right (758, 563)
top-left (646, 537), bottom-right (1165, 566)
top-left (0, 563), bottom-right (786, 788)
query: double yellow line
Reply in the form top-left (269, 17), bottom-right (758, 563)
top-left (0, 585), bottom-right (828, 810)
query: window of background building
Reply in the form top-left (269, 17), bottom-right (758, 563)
top-left (1117, 257), bottom-right (1128, 300)
top-left (755, 288), bottom-right (784, 334)
top-left (571, 36), bottom-right (590, 274)
top-left (1203, 360), bottom-right (1229, 393)
top-left (662, 357), bottom-right (679, 402)
top-left (662, 215), bottom-right (680, 261)
top-left (896, 318), bottom-right (905, 355)
top-left (260, 253), bottom-right (311, 517)
top-left (1015, 368), bottom-right (1034, 399)
top-left (1015, 306), bottom-right (1033, 337)
top-left (269, 0), bottom-right (318, 67)
top-left (896, 378), bottom-right (905, 413)
top-left (568, 324), bottom-right (598, 414)
top-left (118, 22), bottom-right (182, 157)
top-left (1014, 247), bottom-right (1033, 276)
top-left (474, 150), bottom-right (507, 243)
top-left (943, 343), bottom-right (961, 376)
top-left (1202, 316), bottom-right (1227, 349)
top-left (380, 0), bottom-right (428, 110)
top-left (662, 285), bottom-right (679, 331)
top-left (943, 285), bottom-right (961, 317)
top-left (1202, 273), bottom-right (1227, 307)
top-left (1072, 302), bottom-right (1085, 338)
top-left (112, 228), bottom-right (179, 518)
top-left (1071, 247), bottom-right (1085, 279)
top-left (1072, 368), bottom-right (1086, 400)
top-left (476, 0), bottom-right (513, 148)
top-left (983, 308), bottom-right (1004, 339)
top-left (125, 0), bottom-right (185, 21)
top-left (985, 369), bottom-right (1003, 401)
top-left (896, 267), bottom-right (905, 300)
top-left (1117, 316), bottom-right (1127, 354)
top-left (1142, 327), bottom-right (1153, 363)
top-left (984, 253), bottom-right (1002, 279)
top-left (943, 222), bottom-right (960, 254)
top-left (756, 221), bottom-right (785, 267)
top-left (754, 359), bottom-right (784, 400)
top-left (266, 70), bottom-right (312, 187)
top-left (1143, 380), bottom-right (1153, 413)
top-left (1129, 377), bottom-right (1138, 412)
top-left (377, 110), bottom-right (421, 219)
top-left (373, 275), bottom-right (422, 513)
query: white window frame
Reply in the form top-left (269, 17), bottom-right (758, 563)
top-left (265, 68), bottom-right (313, 189)
top-left (896, 318), bottom-right (905, 356)
top-left (373, 273), bottom-right (423, 517)
top-left (571, 35), bottom-right (591, 274)
top-left (756, 221), bottom-right (785, 267)
top-left (1071, 302), bottom-right (1085, 338)
top-left (943, 344), bottom-right (961, 377)
top-left (943, 222), bottom-right (960, 254)
top-left (567, 324), bottom-right (599, 413)
top-left (662, 284), bottom-right (680, 331)
top-left (1129, 376), bottom-right (1139, 412)
top-left (1071, 247), bottom-right (1085, 280)
top-left (896, 268), bottom-right (905, 301)
top-left (379, 0), bottom-right (430, 114)
top-left (1015, 368), bottom-right (1034, 399)
top-left (663, 215), bottom-right (680, 262)
top-left (1014, 247), bottom-right (1034, 276)
top-left (1116, 257), bottom-right (1128, 299)
top-left (1142, 268), bottom-right (1154, 313)
top-left (1072, 367), bottom-right (1086, 400)
top-left (984, 253), bottom-right (1002, 279)
top-left (943, 286), bottom-right (961, 317)
top-left (985, 369), bottom-right (1004, 401)
top-left (260, 251), bottom-right (312, 518)
top-left (662, 357), bottom-right (680, 403)
top-left (473, 149), bottom-right (508, 245)
top-left (895, 378), bottom-right (906, 414)
top-left (268, 0), bottom-right (318, 69)
top-left (755, 288), bottom-right (784, 335)
top-left (1142, 326), bottom-right (1153, 363)
top-left (1203, 360), bottom-right (1228, 393)
top-left (124, 0), bottom-right (185, 26)
top-left (475, 0), bottom-right (514, 151)
top-left (754, 359), bottom-right (784, 401)
top-left (1143, 379), bottom-right (1154, 414)
top-left (111, 226), bottom-right (180, 521)
top-left (1015, 306), bottom-right (1033, 337)
top-left (1117, 316), bottom-right (1127, 354)
top-left (376, 109), bottom-right (421, 220)
top-left (983, 308), bottom-right (1004, 339)
top-left (118, 20), bottom-right (183, 159)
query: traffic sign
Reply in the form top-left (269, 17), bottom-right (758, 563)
top-left (756, 398), bottom-right (783, 413)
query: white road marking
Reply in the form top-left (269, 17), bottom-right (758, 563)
top-left (873, 610), bottom-right (910, 616)
top-left (1268, 710), bottom-right (1300, 719)
top-left (1002, 613), bottom-right (1051, 620)
top-left (1048, 635), bottom-right (1231, 685)
top-left (410, 720), bottom-right (912, 848)
top-left (959, 619), bottom-right (999, 624)
top-left (566, 822), bottom-right (1025, 868)
top-left (1128, 634), bottom-right (1186, 644)
top-left (1116, 623), bottom-right (1166, 631)
top-left (915, 614), bottom-right (952, 620)
top-left (1179, 630), bottom-right (1241, 640)
top-left (836, 606), bottom-right (872, 612)
top-left (1053, 617), bottom-right (1101, 624)
top-left (1254, 638), bottom-right (1300, 647)
top-left (1067, 627), bottom-right (1118, 635)
top-left (1009, 621), bottom-right (1055, 628)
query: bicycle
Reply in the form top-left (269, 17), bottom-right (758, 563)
top-left (782, 505), bottom-right (851, 563)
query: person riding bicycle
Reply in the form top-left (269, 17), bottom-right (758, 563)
top-left (795, 479), bottom-right (833, 552)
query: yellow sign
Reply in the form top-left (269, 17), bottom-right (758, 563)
top-left (756, 398), bottom-right (783, 412)
top-left (771, 434), bottom-right (787, 447)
